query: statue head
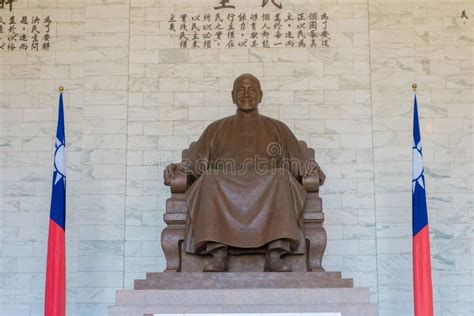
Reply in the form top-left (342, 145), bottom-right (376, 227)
top-left (232, 73), bottom-right (263, 112)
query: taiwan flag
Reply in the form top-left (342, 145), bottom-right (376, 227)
top-left (44, 91), bottom-right (66, 316)
top-left (412, 94), bottom-right (433, 316)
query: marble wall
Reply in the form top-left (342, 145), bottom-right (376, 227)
top-left (0, 0), bottom-right (85, 315)
top-left (0, 0), bottom-right (472, 315)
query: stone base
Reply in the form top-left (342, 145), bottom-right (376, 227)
top-left (135, 272), bottom-right (353, 290)
top-left (109, 272), bottom-right (377, 316)
top-left (109, 288), bottom-right (376, 316)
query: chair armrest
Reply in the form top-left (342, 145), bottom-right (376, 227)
top-left (302, 174), bottom-right (319, 192)
top-left (169, 171), bottom-right (193, 193)
top-left (302, 170), bottom-right (325, 192)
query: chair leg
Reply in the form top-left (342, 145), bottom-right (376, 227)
top-left (305, 225), bottom-right (327, 272)
top-left (161, 225), bottom-right (185, 272)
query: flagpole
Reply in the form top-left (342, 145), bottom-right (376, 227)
top-left (412, 83), bottom-right (417, 93)
top-left (59, 86), bottom-right (64, 94)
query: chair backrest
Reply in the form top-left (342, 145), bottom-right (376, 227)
top-left (298, 140), bottom-right (315, 159)
top-left (182, 141), bottom-right (315, 160)
top-left (182, 142), bottom-right (197, 160)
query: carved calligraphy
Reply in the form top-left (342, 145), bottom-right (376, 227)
top-left (169, 11), bottom-right (331, 49)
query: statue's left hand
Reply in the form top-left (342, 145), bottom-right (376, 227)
top-left (302, 166), bottom-right (316, 178)
top-left (302, 161), bottom-right (325, 186)
top-left (301, 160), bottom-right (318, 178)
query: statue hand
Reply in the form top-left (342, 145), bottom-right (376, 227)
top-left (164, 163), bottom-right (181, 186)
top-left (301, 161), bottom-right (318, 178)
top-left (301, 162), bottom-right (325, 186)
top-left (302, 168), bottom-right (317, 179)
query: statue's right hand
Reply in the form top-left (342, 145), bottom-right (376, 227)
top-left (164, 163), bottom-right (180, 186)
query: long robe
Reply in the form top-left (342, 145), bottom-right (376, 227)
top-left (182, 109), bottom-right (322, 254)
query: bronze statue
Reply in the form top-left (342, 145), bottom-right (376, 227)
top-left (163, 74), bottom-right (326, 273)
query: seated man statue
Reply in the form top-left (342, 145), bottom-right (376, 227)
top-left (164, 74), bottom-right (325, 272)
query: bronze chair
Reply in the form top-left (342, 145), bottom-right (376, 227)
top-left (161, 140), bottom-right (327, 272)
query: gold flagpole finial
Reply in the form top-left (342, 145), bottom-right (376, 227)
top-left (412, 83), bottom-right (417, 92)
top-left (59, 86), bottom-right (64, 94)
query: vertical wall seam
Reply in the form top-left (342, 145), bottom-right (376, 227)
top-left (123, 0), bottom-right (132, 290)
top-left (366, 0), bottom-right (380, 305)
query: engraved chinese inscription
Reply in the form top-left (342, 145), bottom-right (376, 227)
top-left (0, 15), bottom-right (52, 51)
top-left (168, 11), bottom-right (331, 49)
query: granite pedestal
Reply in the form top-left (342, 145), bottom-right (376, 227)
top-left (109, 272), bottom-right (378, 316)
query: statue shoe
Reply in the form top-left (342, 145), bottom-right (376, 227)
top-left (203, 248), bottom-right (228, 272)
top-left (265, 256), bottom-right (292, 272)
top-left (203, 256), bottom-right (228, 272)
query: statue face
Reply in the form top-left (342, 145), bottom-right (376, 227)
top-left (232, 76), bottom-right (262, 112)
